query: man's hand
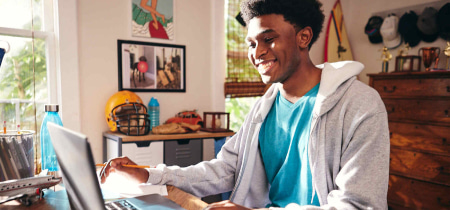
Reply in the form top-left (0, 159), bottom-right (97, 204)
top-left (99, 156), bottom-right (149, 184)
top-left (204, 200), bottom-right (251, 210)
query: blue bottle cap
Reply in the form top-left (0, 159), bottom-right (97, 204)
top-left (149, 97), bottom-right (159, 106)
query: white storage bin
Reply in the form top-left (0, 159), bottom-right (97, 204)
top-left (106, 140), bottom-right (163, 167)
top-left (122, 141), bottom-right (164, 166)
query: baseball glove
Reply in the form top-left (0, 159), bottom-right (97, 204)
top-left (151, 122), bottom-right (201, 134)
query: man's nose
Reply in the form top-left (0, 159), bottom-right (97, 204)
top-left (254, 44), bottom-right (268, 59)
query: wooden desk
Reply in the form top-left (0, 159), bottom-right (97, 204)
top-left (1, 185), bottom-right (208, 210)
top-left (103, 131), bottom-right (235, 143)
top-left (167, 186), bottom-right (208, 210)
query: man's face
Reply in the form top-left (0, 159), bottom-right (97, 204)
top-left (245, 14), bottom-right (301, 84)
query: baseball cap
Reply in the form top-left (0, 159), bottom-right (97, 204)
top-left (417, 7), bottom-right (439, 42)
top-left (364, 16), bottom-right (384, 44)
top-left (398, 11), bottom-right (421, 47)
top-left (380, 14), bottom-right (402, 49)
top-left (437, 3), bottom-right (450, 41)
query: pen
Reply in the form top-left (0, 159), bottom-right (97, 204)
top-left (95, 164), bottom-right (153, 169)
top-left (3, 121), bottom-right (5, 134)
top-left (17, 124), bottom-right (20, 134)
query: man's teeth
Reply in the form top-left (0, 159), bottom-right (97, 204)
top-left (259, 61), bottom-right (273, 69)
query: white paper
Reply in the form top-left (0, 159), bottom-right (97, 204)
top-left (99, 171), bottom-right (168, 199)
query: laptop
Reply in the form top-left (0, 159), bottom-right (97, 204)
top-left (47, 122), bottom-right (185, 210)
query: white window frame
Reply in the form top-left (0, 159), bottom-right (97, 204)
top-left (0, 0), bottom-right (56, 127)
top-left (0, 0), bottom-right (81, 131)
top-left (53, 0), bottom-right (81, 131)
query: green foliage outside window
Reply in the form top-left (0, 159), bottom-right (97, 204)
top-left (225, 97), bottom-right (260, 132)
top-left (0, 37), bottom-right (47, 131)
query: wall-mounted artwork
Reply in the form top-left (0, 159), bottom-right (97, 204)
top-left (118, 40), bottom-right (185, 92)
top-left (132, 0), bottom-right (174, 40)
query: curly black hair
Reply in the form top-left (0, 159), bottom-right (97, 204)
top-left (240, 0), bottom-right (325, 49)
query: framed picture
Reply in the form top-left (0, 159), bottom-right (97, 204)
top-left (118, 40), bottom-right (185, 92)
top-left (131, 0), bottom-right (174, 40)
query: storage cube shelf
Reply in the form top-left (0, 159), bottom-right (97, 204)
top-left (103, 131), bottom-right (235, 167)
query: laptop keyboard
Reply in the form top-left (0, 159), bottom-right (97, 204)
top-left (105, 200), bottom-right (138, 210)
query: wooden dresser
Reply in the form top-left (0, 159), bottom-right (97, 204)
top-left (368, 72), bottom-right (450, 209)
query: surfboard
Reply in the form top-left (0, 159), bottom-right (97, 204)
top-left (148, 20), bottom-right (169, 39)
top-left (324, 0), bottom-right (353, 62)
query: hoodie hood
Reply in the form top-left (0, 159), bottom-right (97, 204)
top-left (252, 61), bottom-right (364, 123)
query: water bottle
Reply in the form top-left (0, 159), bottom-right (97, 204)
top-left (148, 97), bottom-right (160, 131)
top-left (40, 104), bottom-right (63, 172)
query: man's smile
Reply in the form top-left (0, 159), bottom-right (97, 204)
top-left (256, 59), bottom-right (277, 74)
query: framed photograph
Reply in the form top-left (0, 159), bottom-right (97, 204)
top-left (131, 0), bottom-right (174, 40)
top-left (118, 40), bottom-right (185, 92)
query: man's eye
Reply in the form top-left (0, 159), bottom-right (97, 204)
top-left (265, 37), bottom-right (274, 42)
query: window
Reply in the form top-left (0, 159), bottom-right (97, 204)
top-left (224, 0), bottom-right (269, 98)
top-left (225, 0), bottom-right (267, 131)
top-left (0, 0), bottom-right (57, 171)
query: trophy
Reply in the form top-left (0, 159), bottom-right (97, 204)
top-left (380, 46), bottom-right (392, 73)
top-left (445, 42), bottom-right (450, 70)
top-left (394, 43), bottom-right (420, 72)
top-left (418, 47), bottom-right (440, 72)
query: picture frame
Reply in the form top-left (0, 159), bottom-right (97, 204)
top-left (131, 0), bottom-right (174, 40)
top-left (118, 40), bottom-right (185, 92)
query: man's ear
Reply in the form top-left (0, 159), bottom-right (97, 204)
top-left (296, 26), bottom-right (313, 49)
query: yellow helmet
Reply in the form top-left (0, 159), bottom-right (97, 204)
top-left (105, 91), bottom-right (150, 136)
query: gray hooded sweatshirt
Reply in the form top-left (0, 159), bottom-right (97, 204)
top-left (147, 61), bottom-right (390, 210)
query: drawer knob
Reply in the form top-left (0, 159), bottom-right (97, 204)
top-left (445, 110), bottom-right (449, 118)
top-left (383, 86), bottom-right (396, 93)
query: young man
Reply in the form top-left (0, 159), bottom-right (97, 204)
top-left (100, 0), bottom-right (390, 209)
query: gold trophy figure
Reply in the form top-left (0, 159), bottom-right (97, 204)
top-left (381, 46), bottom-right (392, 73)
top-left (444, 42), bottom-right (450, 70)
top-left (397, 43), bottom-right (411, 71)
top-left (397, 43), bottom-right (410, 57)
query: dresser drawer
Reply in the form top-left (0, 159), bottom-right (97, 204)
top-left (372, 77), bottom-right (450, 98)
top-left (390, 148), bottom-right (450, 185)
top-left (164, 139), bottom-right (202, 167)
top-left (389, 122), bottom-right (450, 155)
top-left (388, 175), bottom-right (450, 209)
top-left (383, 99), bottom-right (450, 124)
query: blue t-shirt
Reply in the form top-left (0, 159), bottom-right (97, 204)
top-left (259, 84), bottom-right (320, 207)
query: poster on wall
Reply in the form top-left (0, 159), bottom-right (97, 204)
top-left (132, 0), bottom-right (174, 40)
top-left (118, 40), bottom-right (185, 92)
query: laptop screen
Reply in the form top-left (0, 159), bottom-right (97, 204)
top-left (47, 122), bottom-right (107, 209)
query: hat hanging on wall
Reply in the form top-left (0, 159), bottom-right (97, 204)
top-left (417, 7), bottom-right (439, 43)
top-left (364, 16), bottom-right (383, 44)
top-left (398, 11), bottom-right (421, 47)
top-left (380, 14), bottom-right (402, 49)
top-left (437, 3), bottom-right (450, 41)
